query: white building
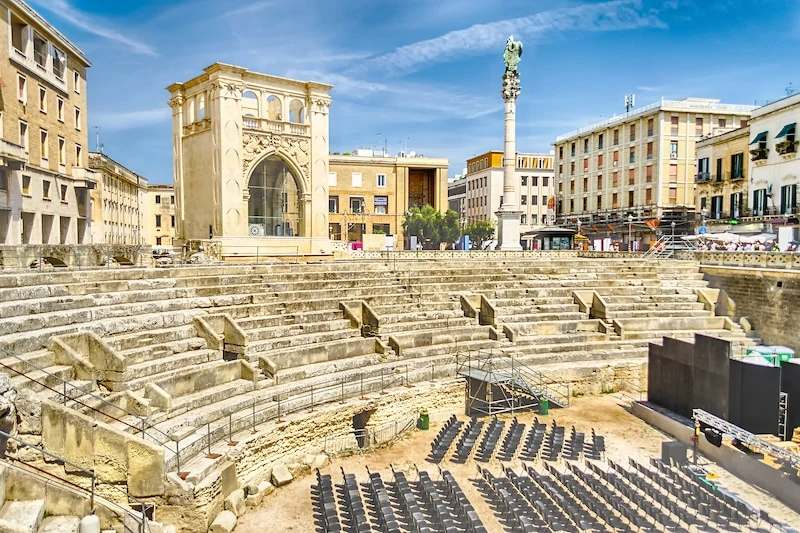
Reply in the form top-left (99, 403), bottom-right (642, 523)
top-left (748, 93), bottom-right (800, 216)
top-left (462, 150), bottom-right (555, 231)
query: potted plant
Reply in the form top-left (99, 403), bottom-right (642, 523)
top-left (776, 139), bottom-right (799, 155)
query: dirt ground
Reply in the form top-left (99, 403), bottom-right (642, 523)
top-left (235, 394), bottom-right (800, 532)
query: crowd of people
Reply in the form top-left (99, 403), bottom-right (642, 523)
top-left (695, 240), bottom-right (798, 252)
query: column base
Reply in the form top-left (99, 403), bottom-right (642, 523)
top-left (495, 210), bottom-right (523, 251)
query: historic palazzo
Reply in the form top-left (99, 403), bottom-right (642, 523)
top-left (167, 63), bottom-right (333, 255)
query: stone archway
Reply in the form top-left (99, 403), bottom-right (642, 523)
top-left (246, 154), bottom-right (306, 237)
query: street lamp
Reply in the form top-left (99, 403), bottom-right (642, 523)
top-left (628, 214), bottom-right (634, 251)
top-left (576, 219), bottom-right (582, 250)
top-left (671, 221), bottom-right (676, 242)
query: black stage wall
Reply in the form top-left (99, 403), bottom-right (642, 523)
top-left (648, 334), bottom-right (781, 436)
top-left (781, 361), bottom-right (800, 438)
top-left (729, 360), bottom-right (780, 435)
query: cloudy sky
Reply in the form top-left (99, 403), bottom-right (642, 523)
top-left (29, 0), bottom-right (799, 183)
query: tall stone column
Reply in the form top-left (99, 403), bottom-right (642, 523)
top-left (496, 69), bottom-right (522, 250)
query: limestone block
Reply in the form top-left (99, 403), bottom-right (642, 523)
top-left (270, 464), bottom-right (293, 487)
top-left (209, 510), bottom-right (237, 533)
top-left (311, 454), bottom-right (328, 470)
top-left (93, 426), bottom-right (128, 484)
top-left (45, 479), bottom-right (90, 517)
top-left (223, 489), bottom-right (245, 517)
top-left (15, 389), bottom-right (41, 436)
top-left (126, 438), bottom-right (165, 498)
top-left (63, 409), bottom-right (94, 472)
top-left (41, 402), bottom-right (66, 459)
top-left (165, 473), bottom-right (194, 501)
top-left (257, 481), bottom-right (274, 497)
top-left (5, 467), bottom-right (45, 501)
top-left (287, 462), bottom-right (309, 477)
top-left (245, 493), bottom-right (261, 508)
top-left (144, 383), bottom-right (172, 412)
top-left (219, 462), bottom-right (238, 498)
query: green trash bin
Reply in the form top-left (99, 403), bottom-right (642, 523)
top-left (539, 398), bottom-right (549, 416)
top-left (417, 409), bottom-right (430, 430)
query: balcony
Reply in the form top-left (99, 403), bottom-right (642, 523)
top-left (730, 171), bottom-right (746, 182)
top-left (776, 140), bottom-right (798, 156)
top-left (750, 147), bottom-right (769, 161)
top-left (0, 139), bottom-right (27, 170)
top-left (242, 117), bottom-right (309, 136)
top-left (695, 172), bottom-right (711, 183)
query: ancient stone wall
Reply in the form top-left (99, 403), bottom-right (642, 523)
top-left (701, 266), bottom-right (800, 350)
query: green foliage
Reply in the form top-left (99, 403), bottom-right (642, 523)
top-left (372, 228), bottom-right (386, 234)
top-left (465, 220), bottom-right (495, 249)
top-left (402, 205), bottom-right (461, 249)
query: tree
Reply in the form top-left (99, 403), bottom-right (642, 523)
top-left (402, 205), bottom-right (461, 249)
top-left (465, 220), bottom-right (495, 250)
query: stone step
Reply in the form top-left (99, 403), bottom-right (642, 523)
top-left (493, 304), bottom-right (581, 316)
top-left (496, 311), bottom-right (587, 324)
top-left (0, 294), bottom-right (97, 320)
top-left (126, 359), bottom-right (240, 394)
top-left (39, 515), bottom-right (81, 533)
top-left (514, 339), bottom-right (650, 355)
top-left (622, 329), bottom-right (751, 342)
top-left (0, 499), bottom-right (45, 533)
top-left (378, 317), bottom-right (474, 334)
top-left (512, 331), bottom-right (610, 347)
top-left (604, 309), bottom-right (713, 319)
top-left (0, 284), bottom-right (71, 304)
top-left (602, 301), bottom-right (705, 311)
top-left (398, 338), bottom-right (502, 360)
top-left (273, 352), bottom-right (385, 386)
top-left (123, 348), bottom-right (220, 381)
top-left (235, 309), bottom-right (346, 330)
top-left (10, 365), bottom-right (74, 394)
top-left (369, 301), bottom-right (461, 317)
top-left (0, 349), bottom-right (54, 376)
top-left (120, 336), bottom-right (210, 366)
top-left (104, 324), bottom-right (199, 352)
top-left (247, 328), bottom-right (361, 355)
top-left (245, 319), bottom-right (353, 342)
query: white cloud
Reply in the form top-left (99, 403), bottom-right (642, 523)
top-left (355, 0), bottom-right (664, 75)
top-left (95, 108), bottom-right (171, 131)
top-left (30, 0), bottom-right (156, 56)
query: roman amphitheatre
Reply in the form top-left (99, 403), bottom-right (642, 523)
top-left (0, 249), bottom-right (798, 532)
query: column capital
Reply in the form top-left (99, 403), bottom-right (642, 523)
top-left (501, 71), bottom-right (521, 102)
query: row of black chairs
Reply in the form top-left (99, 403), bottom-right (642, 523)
top-left (313, 469), bottom-right (342, 533)
top-left (640, 459), bottom-right (749, 527)
top-left (542, 421), bottom-right (566, 462)
top-left (476, 465), bottom-right (547, 532)
top-left (416, 470), bottom-right (462, 532)
top-left (340, 467), bottom-right (372, 533)
top-left (365, 467), bottom-right (401, 533)
top-left (563, 426), bottom-right (585, 461)
top-left (584, 428), bottom-right (605, 461)
top-left (518, 418), bottom-right (548, 462)
top-left (497, 418), bottom-right (526, 462)
top-left (559, 463), bottom-right (640, 532)
top-left (637, 459), bottom-right (750, 526)
top-left (534, 463), bottom-right (607, 532)
top-left (440, 469), bottom-right (487, 533)
top-left (391, 467), bottom-right (435, 533)
top-left (451, 418), bottom-right (484, 464)
top-left (427, 414), bottom-right (464, 463)
top-left (475, 417), bottom-right (505, 462)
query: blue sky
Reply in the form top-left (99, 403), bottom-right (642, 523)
top-left (28, 0), bottom-right (800, 183)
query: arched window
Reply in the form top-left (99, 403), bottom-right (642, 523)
top-left (266, 95), bottom-right (282, 121)
top-left (243, 90), bottom-right (258, 101)
top-left (197, 94), bottom-right (206, 120)
top-left (248, 155), bottom-right (303, 237)
top-left (289, 99), bottom-right (304, 123)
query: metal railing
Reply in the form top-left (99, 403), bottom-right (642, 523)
top-left (0, 347), bottom-right (175, 452)
top-left (321, 416), bottom-right (417, 456)
top-left (0, 430), bottom-right (151, 532)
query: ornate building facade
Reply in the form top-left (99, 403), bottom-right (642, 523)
top-left (167, 63), bottom-right (332, 255)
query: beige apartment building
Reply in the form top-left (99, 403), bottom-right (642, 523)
top-left (88, 151), bottom-right (147, 244)
top-left (0, 0), bottom-right (93, 245)
top-left (143, 184), bottom-right (177, 247)
top-left (695, 127), bottom-right (749, 229)
top-left (461, 150), bottom-right (555, 231)
top-left (328, 149), bottom-right (448, 246)
top-left (553, 98), bottom-right (754, 249)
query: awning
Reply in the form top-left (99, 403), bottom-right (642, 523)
top-left (775, 123), bottom-right (796, 139)
top-left (750, 131), bottom-right (768, 145)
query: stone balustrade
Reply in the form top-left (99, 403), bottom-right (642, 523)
top-left (677, 250), bottom-right (800, 270)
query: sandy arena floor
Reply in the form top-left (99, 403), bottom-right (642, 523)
top-left (235, 394), bottom-right (800, 532)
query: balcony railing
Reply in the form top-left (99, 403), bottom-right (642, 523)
top-left (776, 140), bottom-right (798, 156)
top-left (750, 147), bottom-right (769, 161)
top-left (242, 117), bottom-right (309, 136)
top-left (695, 172), bottom-right (711, 182)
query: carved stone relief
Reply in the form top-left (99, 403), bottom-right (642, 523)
top-left (242, 132), bottom-right (311, 186)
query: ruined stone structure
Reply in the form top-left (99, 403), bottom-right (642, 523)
top-left (0, 254), bottom-right (761, 531)
top-left (167, 64), bottom-right (333, 257)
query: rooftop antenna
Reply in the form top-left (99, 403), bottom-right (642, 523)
top-left (787, 83), bottom-right (795, 96)
top-left (94, 126), bottom-right (101, 152)
top-left (624, 94), bottom-right (635, 113)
